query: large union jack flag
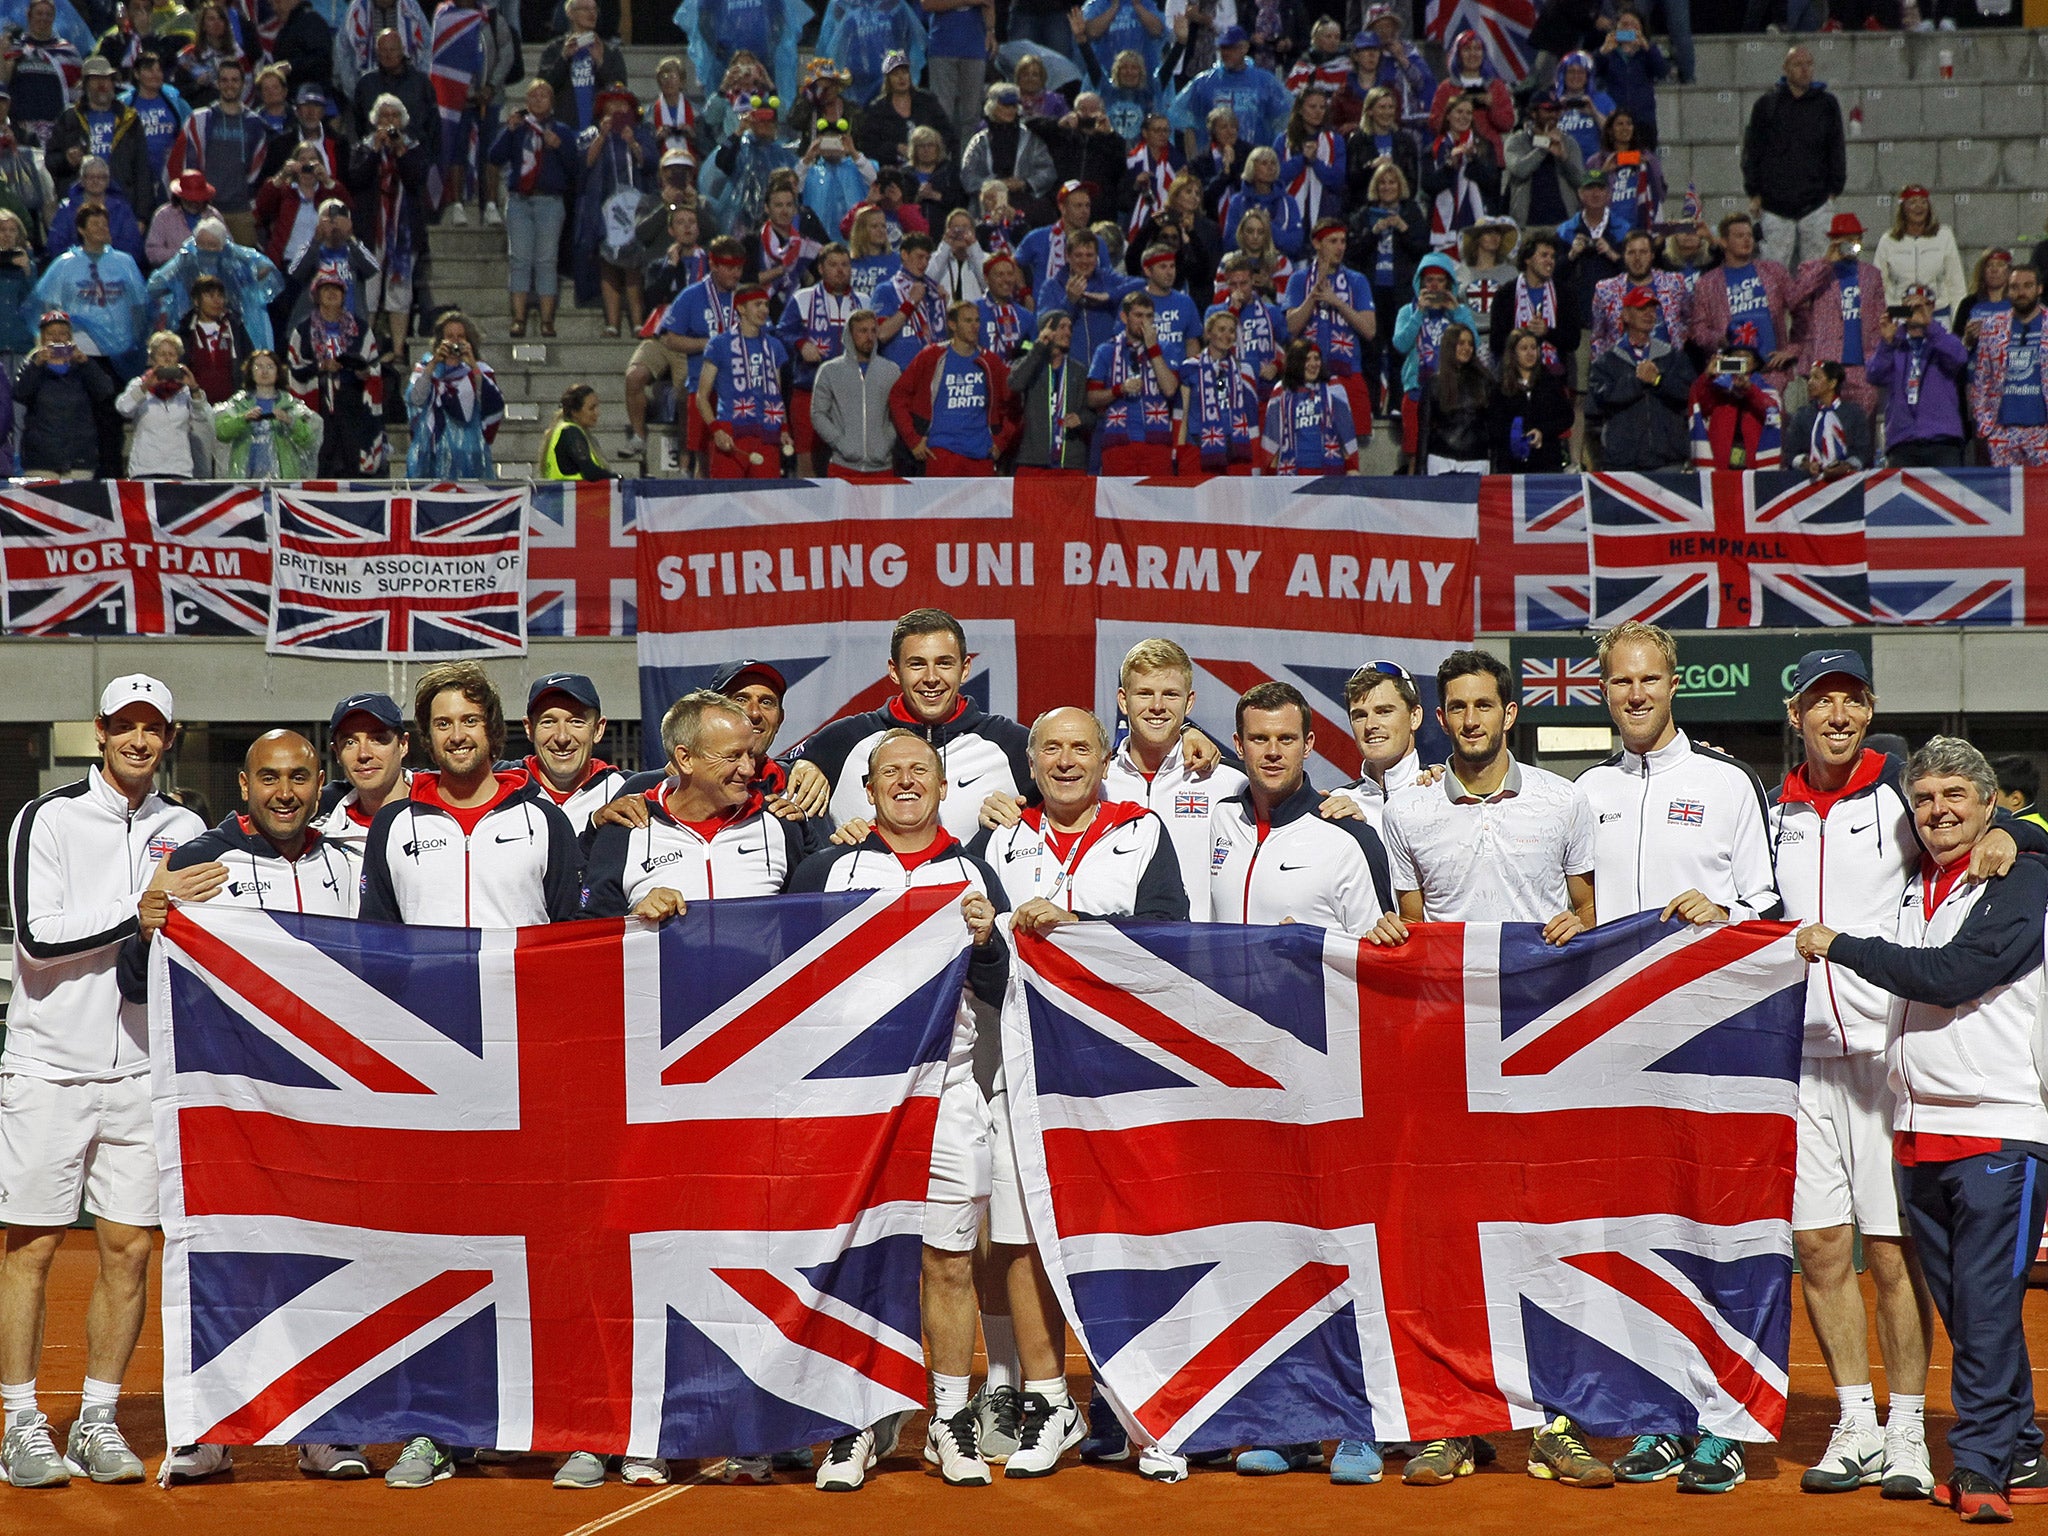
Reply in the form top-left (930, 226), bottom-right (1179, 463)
top-left (1863, 465), bottom-right (2048, 626)
top-left (0, 482), bottom-right (270, 636)
top-left (1476, 474), bottom-right (1589, 633)
top-left (1423, 0), bottom-right (1537, 80)
top-left (1003, 913), bottom-right (1803, 1452)
top-left (149, 892), bottom-right (968, 1455)
top-left (1587, 471), bottom-right (1870, 629)
top-left (267, 488), bottom-right (528, 659)
top-left (528, 481), bottom-right (638, 637)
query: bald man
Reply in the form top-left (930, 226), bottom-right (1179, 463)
top-left (118, 730), bottom-right (370, 1483)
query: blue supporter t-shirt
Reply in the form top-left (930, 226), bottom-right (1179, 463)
top-left (1835, 259), bottom-right (1864, 368)
top-left (927, 347), bottom-right (994, 456)
top-left (1721, 263), bottom-right (1776, 357)
top-left (131, 94), bottom-right (180, 182)
top-left (705, 329), bottom-right (789, 433)
top-left (2001, 313), bottom-right (2046, 427)
top-left (928, 2), bottom-right (985, 58)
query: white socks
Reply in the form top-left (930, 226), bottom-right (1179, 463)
top-left (933, 1372), bottom-right (972, 1419)
top-left (80, 1377), bottom-right (121, 1415)
top-left (1888, 1391), bottom-right (1926, 1431)
top-left (981, 1313), bottom-right (1018, 1392)
top-left (1025, 1375), bottom-right (1071, 1408)
top-left (0, 1380), bottom-right (35, 1430)
top-left (1836, 1381), bottom-right (1878, 1431)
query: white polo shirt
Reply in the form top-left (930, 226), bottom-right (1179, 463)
top-left (1382, 754), bottom-right (1596, 922)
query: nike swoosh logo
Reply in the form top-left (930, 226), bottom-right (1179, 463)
top-left (733, 845), bottom-right (761, 856)
top-left (1278, 861), bottom-right (1307, 871)
top-left (1110, 845), bottom-right (1138, 856)
top-left (1848, 822), bottom-right (1875, 835)
top-left (1987, 1162), bottom-right (2022, 1174)
top-left (953, 772), bottom-right (987, 790)
top-left (493, 833), bottom-right (526, 843)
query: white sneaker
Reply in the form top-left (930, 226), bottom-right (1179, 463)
top-left (1004, 1393), bottom-right (1084, 1479)
top-left (924, 1405), bottom-right (992, 1486)
top-left (1880, 1420), bottom-right (1934, 1500)
top-left (621, 433), bottom-right (646, 457)
top-left (1139, 1446), bottom-right (1190, 1482)
top-left (449, 202), bottom-right (470, 226)
top-left (722, 1454), bottom-right (773, 1484)
top-left (1800, 1420), bottom-right (1884, 1492)
top-left (621, 1456), bottom-right (670, 1486)
top-left (483, 201), bottom-right (503, 227)
top-left (160, 1442), bottom-right (233, 1483)
top-left (297, 1443), bottom-right (371, 1478)
top-left (817, 1427), bottom-right (875, 1491)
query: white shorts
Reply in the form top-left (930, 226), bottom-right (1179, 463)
top-left (987, 1062), bottom-right (1032, 1247)
top-left (1793, 1051), bottom-right (1902, 1237)
top-left (923, 1065), bottom-right (990, 1253)
top-left (0, 1073), bottom-right (159, 1229)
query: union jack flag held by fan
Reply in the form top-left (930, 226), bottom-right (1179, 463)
top-left (149, 892), bottom-right (971, 1455)
top-left (1587, 471), bottom-right (1870, 629)
top-left (1423, 0), bottom-right (1536, 80)
top-left (0, 481), bottom-right (270, 636)
top-left (1002, 913), bottom-right (1803, 1454)
top-left (267, 487), bottom-right (528, 659)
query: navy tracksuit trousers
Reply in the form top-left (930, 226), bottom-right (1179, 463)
top-left (1898, 1145), bottom-right (2048, 1485)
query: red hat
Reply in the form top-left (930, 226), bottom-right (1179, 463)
top-left (734, 285), bottom-right (769, 306)
top-left (1827, 211), bottom-right (1864, 239)
top-left (1620, 285), bottom-right (1660, 310)
top-left (1056, 179), bottom-right (1095, 204)
top-left (595, 86), bottom-right (640, 120)
top-left (172, 168), bottom-right (216, 204)
top-left (1140, 246), bottom-right (1177, 270)
top-left (983, 251), bottom-right (1017, 272)
top-left (1312, 215), bottom-right (1346, 241)
top-left (1897, 184), bottom-right (1931, 202)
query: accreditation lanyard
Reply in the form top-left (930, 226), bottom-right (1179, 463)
top-left (1035, 812), bottom-right (1116, 907)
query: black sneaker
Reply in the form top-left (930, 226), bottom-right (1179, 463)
top-left (2008, 1454), bottom-right (2048, 1504)
top-left (1677, 1437), bottom-right (1746, 1494)
top-left (1616, 1433), bottom-right (1696, 1482)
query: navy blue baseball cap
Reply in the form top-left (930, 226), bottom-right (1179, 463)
top-left (712, 658), bottom-right (789, 696)
top-left (1217, 23), bottom-right (1248, 47)
top-left (328, 690), bottom-right (405, 734)
top-left (1789, 648), bottom-right (1873, 698)
top-left (526, 672), bottom-right (604, 713)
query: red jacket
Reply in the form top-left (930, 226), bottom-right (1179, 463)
top-left (253, 177), bottom-right (355, 266)
top-left (887, 342), bottom-right (1017, 460)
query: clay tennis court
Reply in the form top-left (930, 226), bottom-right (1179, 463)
top-left (17, 1232), bottom-right (2040, 1534)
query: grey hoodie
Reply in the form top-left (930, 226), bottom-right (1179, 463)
top-left (811, 316), bottom-right (901, 474)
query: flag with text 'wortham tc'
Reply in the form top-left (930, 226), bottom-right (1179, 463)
top-left (1003, 913), bottom-right (1803, 1454)
top-left (149, 894), bottom-right (969, 1456)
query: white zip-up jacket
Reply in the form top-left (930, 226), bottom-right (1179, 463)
top-left (313, 771), bottom-right (412, 866)
top-left (969, 801), bottom-right (1189, 921)
top-left (5, 770), bottom-right (204, 1080)
top-left (116, 814), bottom-right (359, 1002)
top-left (1830, 857), bottom-right (2048, 1144)
top-left (1580, 730), bottom-right (1782, 926)
top-left (501, 755), bottom-right (629, 835)
top-left (1329, 749), bottom-right (1422, 834)
top-left (1207, 779), bottom-right (1393, 931)
top-left (579, 788), bottom-right (812, 914)
top-left (358, 769), bottom-right (582, 927)
top-left (1102, 742), bottom-right (1245, 921)
top-left (1771, 749), bottom-right (1917, 1059)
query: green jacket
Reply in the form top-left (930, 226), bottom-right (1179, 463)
top-left (212, 391), bottom-right (320, 478)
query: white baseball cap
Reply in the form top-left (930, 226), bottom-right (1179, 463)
top-left (98, 673), bottom-right (175, 722)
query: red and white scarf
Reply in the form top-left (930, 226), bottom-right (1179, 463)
top-left (1513, 276), bottom-right (1560, 371)
top-left (1284, 130), bottom-right (1338, 226)
top-left (759, 220), bottom-right (815, 304)
top-left (652, 91), bottom-right (696, 149)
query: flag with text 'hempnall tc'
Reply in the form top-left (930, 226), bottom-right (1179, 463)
top-left (149, 892), bottom-right (969, 1456)
top-left (1003, 912), bottom-right (1803, 1454)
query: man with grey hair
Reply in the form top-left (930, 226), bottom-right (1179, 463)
top-left (968, 703), bottom-right (1187, 1481)
top-left (48, 57), bottom-right (151, 212)
top-left (1768, 652), bottom-right (2041, 1501)
top-left (1795, 736), bottom-right (2048, 1523)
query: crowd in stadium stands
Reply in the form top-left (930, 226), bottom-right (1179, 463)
top-left (0, 0), bottom-right (2040, 478)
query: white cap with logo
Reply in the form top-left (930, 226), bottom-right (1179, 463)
top-left (98, 674), bottom-right (175, 721)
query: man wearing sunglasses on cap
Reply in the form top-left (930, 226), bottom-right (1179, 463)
top-left (1322, 658), bottom-right (1427, 832)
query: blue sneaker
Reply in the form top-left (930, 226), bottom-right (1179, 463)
top-left (1235, 1444), bottom-right (1324, 1475)
top-left (1079, 1391), bottom-right (1129, 1463)
top-left (1330, 1440), bottom-right (1383, 1484)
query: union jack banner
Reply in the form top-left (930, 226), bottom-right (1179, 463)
top-left (1864, 465), bottom-right (2047, 626)
top-left (1422, 0), bottom-right (1537, 81)
top-left (0, 481), bottom-right (270, 636)
top-left (1519, 655), bottom-right (1602, 708)
top-left (149, 893), bottom-right (968, 1455)
top-left (267, 487), bottom-right (528, 659)
top-left (1476, 474), bottom-right (1589, 632)
top-left (1587, 471), bottom-right (1870, 629)
top-left (1003, 913), bottom-right (1803, 1453)
top-left (528, 481), bottom-right (638, 637)
top-left (634, 477), bottom-right (1475, 786)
